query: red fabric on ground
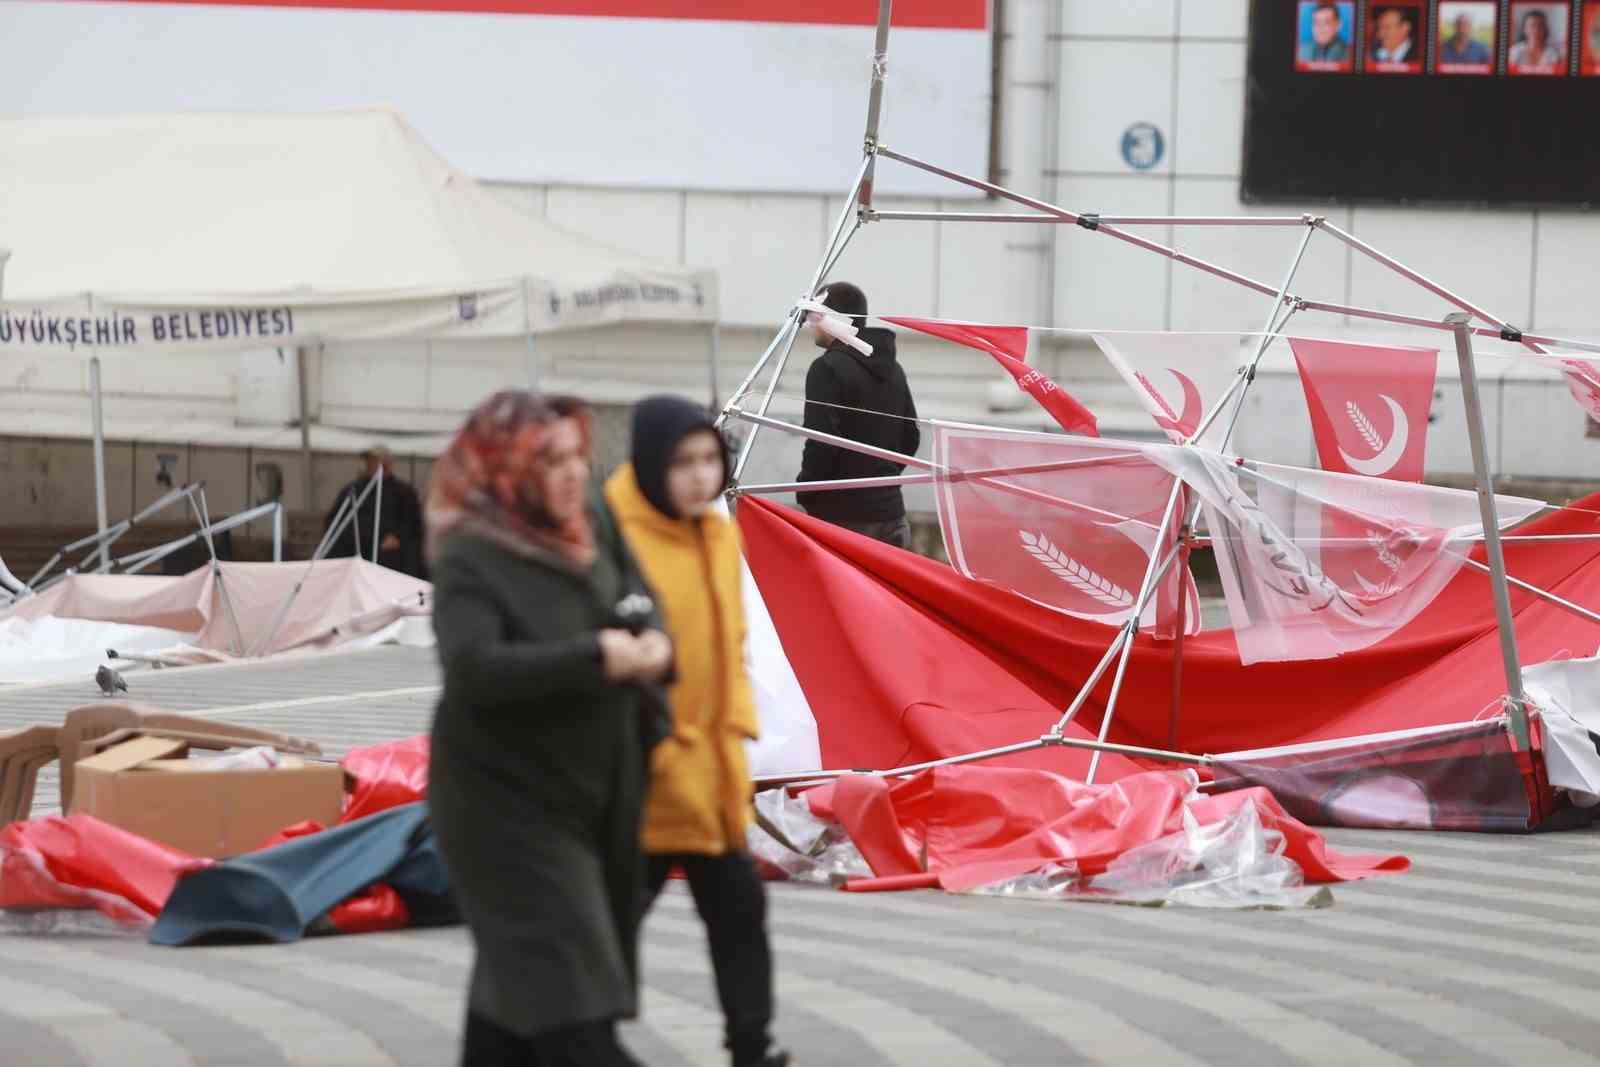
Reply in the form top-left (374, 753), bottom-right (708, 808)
top-left (341, 736), bottom-right (430, 822)
top-left (805, 766), bottom-right (1406, 892)
top-left (0, 815), bottom-right (207, 918)
top-left (738, 495), bottom-right (1600, 763)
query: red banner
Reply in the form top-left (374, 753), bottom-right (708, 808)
top-left (1289, 337), bottom-right (1437, 482)
top-left (84, 0), bottom-right (987, 26)
top-left (885, 317), bottom-right (1099, 436)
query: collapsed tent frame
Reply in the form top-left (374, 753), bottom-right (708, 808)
top-left (718, 0), bottom-right (1597, 784)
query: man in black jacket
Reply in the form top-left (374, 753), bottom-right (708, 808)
top-left (324, 445), bottom-right (427, 578)
top-left (794, 281), bottom-right (920, 549)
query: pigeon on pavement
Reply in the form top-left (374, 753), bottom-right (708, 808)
top-left (95, 665), bottom-right (129, 696)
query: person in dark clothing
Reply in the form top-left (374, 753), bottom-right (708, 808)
top-left (794, 281), bottom-right (920, 549)
top-left (426, 390), bottom-right (674, 1067)
top-left (324, 445), bottom-right (427, 577)
top-left (606, 397), bottom-right (788, 1067)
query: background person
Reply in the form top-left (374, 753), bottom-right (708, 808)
top-left (794, 281), bottom-right (920, 549)
top-left (606, 395), bottom-right (788, 1067)
top-left (427, 390), bottom-right (673, 1067)
top-left (324, 444), bottom-right (426, 577)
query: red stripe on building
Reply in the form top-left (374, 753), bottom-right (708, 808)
top-left (82, 0), bottom-right (987, 29)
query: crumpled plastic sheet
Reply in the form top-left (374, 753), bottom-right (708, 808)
top-left (747, 787), bottom-right (871, 886)
top-left (341, 735), bottom-right (429, 823)
top-left (0, 841), bottom-right (153, 937)
top-left (966, 798), bottom-right (1333, 910)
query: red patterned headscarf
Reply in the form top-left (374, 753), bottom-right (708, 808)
top-left (425, 390), bottom-right (597, 569)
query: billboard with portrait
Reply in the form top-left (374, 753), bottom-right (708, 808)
top-left (1244, 0), bottom-right (1600, 205)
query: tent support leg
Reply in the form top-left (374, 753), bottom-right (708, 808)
top-left (1167, 531), bottom-right (1191, 750)
top-left (858, 0), bottom-right (893, 213)
top-left (1462, 557), bottom-right (1600, 628)
top-left (190, 487), bottom-right (247, 656)
top-left (1085, 493), bottom-right (1186, 783)
top-left (297, 346), bottom-right (314, 513)
top-left (707, 322), bottom-right (721, 410)
top-left (729, 155), bottom-right (874, 483)
top-left (89, 356), bottom-right (111, 573)
top-left (249, 473), bottom-right (379, 657)
top-left (371, 469), bottom-right (384, 565)
top-left (1447, 314), bottom-right (1531, 749)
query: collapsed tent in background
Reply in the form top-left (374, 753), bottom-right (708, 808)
top-left (737, 493), bottom-right (1600, 830)
top-left (0, 558), bottom-right (431, 663)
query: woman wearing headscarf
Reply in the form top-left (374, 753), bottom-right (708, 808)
top-left (427, 390), bottom-right (673, 1067)
top-left (605, 395), bottom-right (788, 1067)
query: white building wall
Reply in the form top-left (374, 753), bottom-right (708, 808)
top-left (3, 0), bottom-right (1596, 492)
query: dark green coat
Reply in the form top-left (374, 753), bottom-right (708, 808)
top-left (428, 499), bottom-right (663, 1038)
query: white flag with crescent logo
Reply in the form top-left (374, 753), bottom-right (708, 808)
top-left (1091, 332), bottom-right (1252, 448)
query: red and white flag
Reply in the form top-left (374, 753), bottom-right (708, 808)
top-left (1151, 448), bottom-right (1544, 664)
top-left (1521, 350), bottom-right (1600, 424)
top-left (1288, 338), bottom-right (1437, 483)
top-left (1091, 333), bottom-right (1248, 447)
top-left (932, 426), bottom-right (1199, 638)
top-left (885, 317), bottom-right (1099, 436)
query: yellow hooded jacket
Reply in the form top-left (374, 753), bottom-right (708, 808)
top-left (604, 462), bottom-right (758, 855)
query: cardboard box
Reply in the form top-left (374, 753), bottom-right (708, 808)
top-left (72, 737), bottom-right (345, 858)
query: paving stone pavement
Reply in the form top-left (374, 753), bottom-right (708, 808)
top-left (4, 647), bottom-right (1600, 1065)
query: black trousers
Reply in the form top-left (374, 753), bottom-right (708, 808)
top-left (461, 1013), bottom-right (640, 1067)
top-left (644, 851), bottom-right (775, 1063)
top-left (832, 516), bottom-right (911, 551)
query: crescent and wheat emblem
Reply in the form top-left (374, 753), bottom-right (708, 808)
top-left (1339, 395), bottom-right (1410, 477)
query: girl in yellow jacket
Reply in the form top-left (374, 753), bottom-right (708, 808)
top-left (605, 395), bottom-right (788, 1067)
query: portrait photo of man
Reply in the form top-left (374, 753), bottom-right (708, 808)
top-left (1437, 1), bottom-right (1497, 73)
top-left (1296, 1), bottom-right (1356, 72)
top-left (1366, 3), bottom-right (1426, 72)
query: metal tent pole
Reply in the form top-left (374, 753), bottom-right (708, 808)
top-left (707, 322), bottom-right (721, 410)
top-left (1325, 223), bottom-right (1545, 354)
top-left (88, 355), bottom-right (111, 572)
top-left (1083, 225), bottom-right (1315, 782)
top-left (1084, 496), bottom-right (1184, 783)
top-left (730, 155), bottom-right (875, 482)
top-left (371, 468), bottom-right (384, 565)
top-left (858, 0), bottom-right (894, 214)
top-left (249, 474), bottom-right (381, 656)
top-left (867, 210), bottom-right (1312, 227)
top-left (296, 346), bottom-right (315, 512)
top-left (874, 147), bottom-right (1284, 299)
top-left (1216, 224), bottom-right (1318, 445)
top-left (1167, 530), bottom-right (1191, 750)
top-left (1447, 313), bottom-right (1531, 749)
top-left (190, 486), bottom-right (247, 656)
top-left (720, 315), bottom-right (798, 421)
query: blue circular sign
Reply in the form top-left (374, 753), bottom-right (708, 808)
top-left (1120, 123), bottom-right (1165, 171)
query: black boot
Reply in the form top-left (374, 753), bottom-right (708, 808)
top-left (729, 1029), bottom-right (790, 1067)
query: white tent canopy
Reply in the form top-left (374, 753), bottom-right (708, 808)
top-left (0, 108), bottom-right (717, 350)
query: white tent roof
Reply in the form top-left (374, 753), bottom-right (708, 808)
top-left (0, 108), bottom-right (714, 342)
